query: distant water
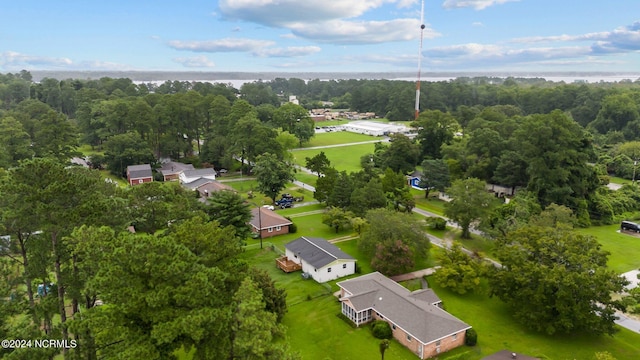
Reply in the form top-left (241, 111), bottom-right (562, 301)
top-left (30, 70), bottom-right (640, 85)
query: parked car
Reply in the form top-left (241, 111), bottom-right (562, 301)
top-left (621, 220), bottom-right (640, 232)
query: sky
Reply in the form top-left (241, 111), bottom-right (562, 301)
top-left (1, 0), bottom-right (640, 74)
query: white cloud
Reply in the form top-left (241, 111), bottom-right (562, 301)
top-left (425, 43), bottom-right (592, 69)
top-left (253, 46), bottom-right (321, 57)
top-left (472, 22), bottom-right (484, 27)
top-left (173, 56), bottom-right (215, 68)
top-left (511, 21), bottom-right (640, 54)
top-left (218, 0), bottom-right (429, 45)
top-left (0, 51), bottom-right (72, 69)
top-left (167, 38), bottom-right (275, 52)
top-left (289, 18), bottom-right (439, 44)
top-left (442, 0), bottom-right (519, 10)
top-left (219, 0), bottom-right (406, 25)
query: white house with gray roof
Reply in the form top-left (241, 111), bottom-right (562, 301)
top-left (179, 168), bottom-right (216, 184)
top-left (337, 272), bottom-right (471, 359)
top-left (284, 236), bottom-right (356, 283)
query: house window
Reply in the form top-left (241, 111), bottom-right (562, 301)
top-left (268, 227), bottom-right (273, 233)
top-left (453, 334), bottom-right (457, 340)
top-left (328, 267), bottom-right (332, 273)
top-left (392, 324), bottom-right (396, 330)
top-left (294, 254), bottom-right (297, 258)
top-left (407, 335), bottom-right (412, 342)
top-left (343, 264), bottom-right (347, 269)
top-left (138, 179), bottom-right (143, 184)
top-left (276, 225), bottom-right (281, 231)
top-left (436, 340), bottom-right (441, 346)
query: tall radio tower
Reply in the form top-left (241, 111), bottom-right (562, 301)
top-left (414, 0), bottom-right (425, 120)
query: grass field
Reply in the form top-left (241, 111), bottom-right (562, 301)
top-left (575, 224), bottom-right (640, 273)
top-left (428, 277), bottom-right (640, 360)
top-left (301, 131), bottom-right (382, 148)
top-left (294, 172), bottom-right (318, 188)
top-left (292, 143), bottom-right (377, 173)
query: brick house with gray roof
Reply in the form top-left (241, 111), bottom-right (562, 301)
top-left (249, 207), bottom-right (292, 239)
top-left (337, 272), bottom-right (471, 359)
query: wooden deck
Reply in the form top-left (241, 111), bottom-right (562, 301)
top-left (276, 256), bottom-right (302, 273)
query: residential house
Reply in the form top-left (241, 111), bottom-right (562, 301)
top-left (126, 164), bottom-right (153, 186)
top-left (179, 168), bottom-right (217, 184)
top-left (249, 207), bottom-right (292, 239)
top-left (337, 272), bottom-right (471, 359)
top-left (407, 170), bottom-right (425, 190)
top-left (280, 236), bottom-right (356, 283)
top-left (181, 178), bottom-right (234, 198)
top-left (158, 161), bottom-right (195, 181)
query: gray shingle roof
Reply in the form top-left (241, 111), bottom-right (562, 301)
top-left (249, 207), bottom-right (292, 230)
top-left (285, 237), bottom-right (354, 269)
top-left (183, 168), bottom-right (216, 178)
top-left (338, 272), bottom-right (470, 345)
top-left (127, 164), bottom-right (152, 179)
top-left (158, 161), bottom-right (194, 176)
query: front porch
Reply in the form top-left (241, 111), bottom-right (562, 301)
top-left (276, 256), bottom-right (302, 273)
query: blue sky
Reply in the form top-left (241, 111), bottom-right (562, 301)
top-left (1, 0), bottom-right (640, 73)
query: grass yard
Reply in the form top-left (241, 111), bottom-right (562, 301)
top-left (301, 131), bottom-right (382, 148)
top-left (244, 211), bottom-right (355, 250)
top-left (610, 176), bottom-right (632, 185)
top-left (241, 247), bottom-right (332, 305)
top-left (428, 277), bottom-right (640, 360)
top-left (294, 171), bottom-right (318, 188)
top-left (292, 143), bottom-right (377, 173)
top-left (78, 144), bottom-right (104, 157)
top-left (99, 170), bottom-right (128, 187)
top-left (283, 295), bottom-right (425, 360)
top-left (414, 196), bottom-right (447, 216)
top-left (575, 224), bottom-right (640, 273)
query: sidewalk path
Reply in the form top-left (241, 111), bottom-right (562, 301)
top-left (390, 267), bottom-right (441, 282)
top-left (291, 138), bottom-right (389, 152)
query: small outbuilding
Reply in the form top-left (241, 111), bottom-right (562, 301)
top-left (126, 164), bottom-right (153, 186)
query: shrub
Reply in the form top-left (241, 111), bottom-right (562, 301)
top-left (287, 217), bottom-right (297, 233)
top-left (371, 320), bottom-right (392, 339)
top-left (426, 216), bottom-right (447, 230)
top-left (465, 328), bottom-right (477, 346)
top-left (336, 313), bottom-right (357, 328)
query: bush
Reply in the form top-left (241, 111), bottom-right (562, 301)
top-left (336, 313), bottom-right (357, 328)
top-left (371, 320), bottom-right (392, 339)
top-left (426, 216), bottom-right (447, 230)
top-left (287, 217), bottom-right (297, 233)
top-left (465, 328), bottom-right (477, 346)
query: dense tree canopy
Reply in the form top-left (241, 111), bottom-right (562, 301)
top-left (489, 226), bottom-right (627, 335)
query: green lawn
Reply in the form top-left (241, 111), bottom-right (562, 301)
top-left (99, 170), bottom-right (128, 187)
top-left (301, 131), bottom-right (382, 148)
top-left (414, 195), bottom-right (447, 216)
top-left (292, 143), bottom-right (377, 173)
top-left (428, 277), bottom-right (640, 360)
top-left (294, 172), bottom-right (318, 188)
top-left (610, 176), bottom-right (632, 185)
top-left (240, 247), bottom-right (332, 305)
top-left (78, 144), bottom-right (104, 157)
top-left (284, 295), bottom-right (424, 360)
top-left (575, 224), bottom-right (640, 273)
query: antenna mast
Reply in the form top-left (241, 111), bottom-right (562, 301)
top-left (414, 0), bottom-right (425, 120)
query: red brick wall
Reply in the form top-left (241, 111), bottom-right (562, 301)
top-left (129, 177), bottom-right (153, 186)
top-left (258, 225), bottom-right (289, 238)
top-left (372, 311), bottom-right (468, 359)
top-left (422, 329), bottom-right (466, 359)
